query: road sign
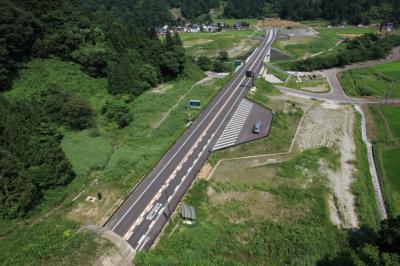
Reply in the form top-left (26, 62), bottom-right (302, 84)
top-left (234, 60), bottom-right (241, 67)
top-left (188, 99), bottom-right (201, 109)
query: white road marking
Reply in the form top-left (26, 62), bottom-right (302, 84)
top-left (119, 30), bottom-right (276, 247)
top-left (213, 99), bottom-right (254, 150)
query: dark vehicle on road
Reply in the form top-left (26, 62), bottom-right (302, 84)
top-left (246, 70), bottom-right (254, 77)
top-left (253, 121), bottom-right (262, 134)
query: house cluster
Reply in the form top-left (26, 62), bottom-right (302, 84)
top-left (158, 21), bottom-right (249, 35)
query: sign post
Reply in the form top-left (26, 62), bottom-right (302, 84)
top-left (188, 100), bottom-right (201, 121)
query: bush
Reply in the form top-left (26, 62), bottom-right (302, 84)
top-left (357, 86), bottom-right (374, 96)
top-left (212, 61), bottom-right (232, 73)
top-left (197, 56), bottom-right (213, 71)
top-left (101, 98), bottom-right (132, 128)
top-left (41, 86), bottom-right (94, 130)
top-left (71, 48), bottom-right (108, 77)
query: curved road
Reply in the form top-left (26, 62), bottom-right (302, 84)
top-left (275, 54), bottom-right (396, 220)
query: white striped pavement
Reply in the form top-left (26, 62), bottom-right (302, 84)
top-left (213, 99), bottom-right (253, 150)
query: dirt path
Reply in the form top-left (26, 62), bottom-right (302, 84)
top-left (296, 102), bottom-right (359, 228)
top-left (209, 102), bottom-right (361, 228)
top-left (151, 73), bottom-right (228, 130)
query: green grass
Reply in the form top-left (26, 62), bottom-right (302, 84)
top-left (181, 29), bottom-right (260, 58)
top-left (301, 20), bottom-right (329, 27)
top-left (380, 105), bottom-right (400, 138)
top-left (318, 27), bottom-right (377, 35)
top-left (0, 216), bottom-right (106, 266)
top-left (285, 77), bottom-right (330, 93)
top-left (381, 148), bottom-right (400, 215)
top-left (210, 79), bottom-right (303, 164)
top-left (61, 131), bottom-right (113, 177)
top-left (135, 148), bottom-right (349, 265)
top-left (351, 111), bottom-right (381, 227)
top-left (368, 105), bottom-right (400, 217)
top-left (273, 30), bottom-right (342, 60)
top-left (338, 60), bottom-right (400, 98)
top-left (272, 27), bottom-right (376, 69)
top-left (2, 57), bottom-right (230, 264)
top-left (265, 63), bottom-right (288, 82)
top-left (215, 18), bottom-right (259, 27)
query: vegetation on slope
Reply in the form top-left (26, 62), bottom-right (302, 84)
top-left (367, 105), bottom-right (400, 217)
top-left (339, 60), bottom-right (400, 98)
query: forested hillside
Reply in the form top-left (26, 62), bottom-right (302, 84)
top-left (0, 0), bottom-right (185, 93)
top-left (0, 0), bottom-right (186, 218)
top-left (224, 0), bottom-right (400, 25)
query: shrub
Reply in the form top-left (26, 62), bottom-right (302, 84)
top-left (101, 98), bottom-right (132, 128)
top-left (41, 85), bottom-right (94, 130)
top-left (357, 86), bottom-right (374, 96)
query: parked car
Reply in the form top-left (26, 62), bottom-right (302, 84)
top-left (253, 121), bottom-right (262, 134)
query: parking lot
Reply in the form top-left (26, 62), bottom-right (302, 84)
top-left (213, 98), bottom-right (273, 151)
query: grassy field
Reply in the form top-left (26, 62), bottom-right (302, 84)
top-left (285, 77), bottom-right (330, 93)
top-left (210, 78), bottom-right (306, 164)
top-left (0, 216), bottom-right (107, 266)
top-left (339, 60), bottom-right (400, 98)
top-left (2, 58), bottom-right (232, 264)
top-left (135, 148), bottom-right (349, 265)
top-left (181, 29), bottom-right (261, 58)
top-left (367, 105), bottom-right (400, 217)
top-left (215, 18), bottom-right (259, 27)
top-left (352, 111), bottom-right (381, 227)
top-left (134, 78), bottom-right (381, 264)
top-left (273, 27), bottom-right (376, 69)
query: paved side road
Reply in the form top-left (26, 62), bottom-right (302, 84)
top-left (277, 46), bottom-right (400, 104)
top-left (105, 29), bottom-right (277, 252)
top-left (276, 50), bottom-right (397, 220)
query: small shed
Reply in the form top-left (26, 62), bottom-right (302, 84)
top-left (181, 204), bottom-right (196, 224)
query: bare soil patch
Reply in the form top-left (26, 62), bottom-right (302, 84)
top-left (197, 162), bottom-right (213, 180)
top-left (67, 186), bottom-right (120, 225)
top-left (228, 39), bottom-right (258, 58)
top-left (295, 102), bottom-right (359, 228)
top-left (338, 33), bottom-right (363, 39)
top-left (151, 83), bottom-right (173, 93)
top-left (183, 39), bottom-right (213, 48)
top-left (257, 18), bottom-right (305, 28)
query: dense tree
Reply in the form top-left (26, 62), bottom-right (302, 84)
top-left (320, 216), bottom-right (400, 265)
top-left (40, 86), bottom-right (94, 130)
top-left (224, 0), bottom-right (265, 19)
top-left (0, 95), bottom-right (75, 218)
top-left (197, 56), bottom-right (213, 71)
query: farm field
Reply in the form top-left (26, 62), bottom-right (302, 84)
top-left (135, 89), bottom-right (380, 264)
top-left (367, 105), bottom-right (400, 217)
top-left (181, 29), bottom-right (262, 58)
top-left (284, 77), bottom-right (330, 93)
top-left (272, 27), bottom-right (377, 68)
top-left (2, 58), bottom-right (231, 264)
top-left (339, 60), bottom-right (400, 98)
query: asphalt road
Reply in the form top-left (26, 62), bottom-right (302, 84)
top-left (105, 29), bottom-right (277, 252)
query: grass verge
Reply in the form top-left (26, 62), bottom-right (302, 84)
top-left (338, 60), bottom-right (400, 98)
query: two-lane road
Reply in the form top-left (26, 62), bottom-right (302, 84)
top-left (105, 29), bottom-right (277, 251)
